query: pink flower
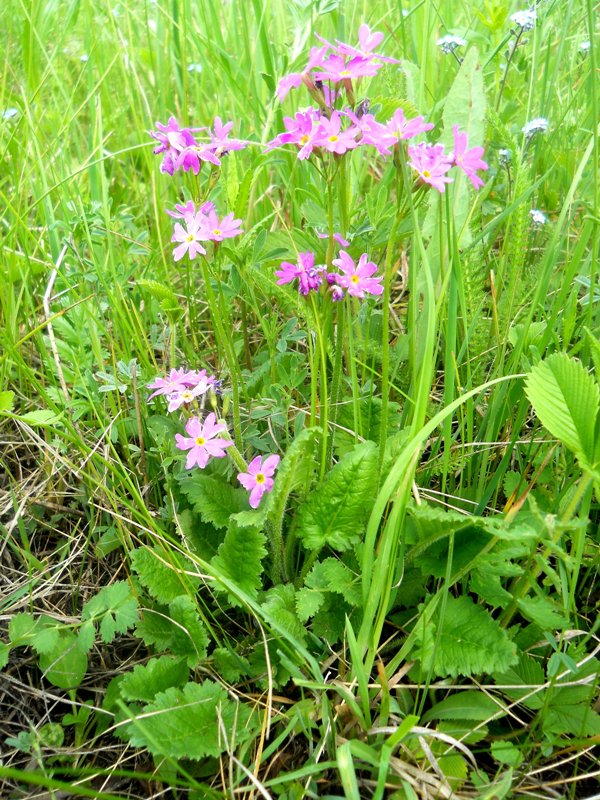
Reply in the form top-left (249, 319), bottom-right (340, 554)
top-left (209, 117), bottom-right (247, 153)
top-left (345, 110), bottom-right (390, 155)
top-left (166, 200), bottom-right (215, 221)
top-left (451, 125), bottom-right (488, 189)
top-left (201, 209), bottom-right (243, 241)
top-left (314, 54), bottom-right (380, 83)
top-left (313, 111), bottom-right (359, 154)
top-left (175, 143), bottom-right (221, 174)
top-left (385, 108), bottom-right (434, 143)
top-left (316, 230), bottom-right (350, 247)
top-left (265, 109), bottom-right (325, 159)
top-left (330, 24), bottom-right (401, 64)
top-left (331, 251), bottom-right (383, 298)
top-left (407, 142), bottom-right (454, 192)
top-left (167, 378), bottom-right (209, 412)
top-left (237, 454), bottom-right (280, 508)
top-left (171, 216), bottom-right (208, 261)
top-left (175, 413), bottom-right (233, 469)
top-left (276, 46), bottom-right (329, 102)
top-left (150, 117), bottom-right (199, 175)
top-left (275, 251), bottom-right (325, 295)
top-left (147, 368), bottom-right (190, 400)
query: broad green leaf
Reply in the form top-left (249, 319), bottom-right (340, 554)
top-left (135, 596), bottom-right (209, 666)
top-left (130, 547), bottom-right (198, 604)
top-left (81, 581), bottom-right (139, 643)
top-left (295, 587), bottom-right (325, 622)
top-left (20, 409), bottom-right (62, 425)
top-left (0, 391), bottom-right (15, 412)
top-left (491, 741), bottom-right (524, 768)
top-left (120, 656), bottom-right (189, 702)
top-left (0, 642), bottom-right (9, 669)
top-left (39, 630), bottom-right (88, 689)
top-left (295, 442), bottom-right (378, 552)
top-left (179, 474), bottom-right (249, 530)
top-left (525, 353), bottom-right (599, 467)
top-left (544, 704), bottom-right (600, 738)
top-left (417, 596), bottom-right (517, 678)
top-left (516, 596), bottom-right (570, 631)
top-left (137, 279), bottom-right (179, 306)
top-left (211, 647), bottom-right (251, 683)
top-left (125, 681), bottom-right (254, 759)
top-left (211, 521), bottom-right (267, 602)
top-left (261, 584), bottom-right (306, 644)
top-left (422, 691), bottom-right (504, 723)
top-left (495, 654), bottom-right (545, 710)
top-left (8, 613), bottom-right (38, 643)
top-left (304, 558), bottom-right (361, 606)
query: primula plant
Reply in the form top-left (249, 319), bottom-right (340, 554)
top-left (1, 3), bottom-right (598, 798)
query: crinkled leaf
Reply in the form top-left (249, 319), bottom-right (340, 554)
top-left (304, 558), bottom-right (361, 606)
top-left (211, 521), bottom-right (267, 603)
top-left (296, 587), bottom-right (325, 622)
top-left (418, 596), bottom-right (517, 678)
top-left (136, 596), bottom-right (209, 666)
top-left (120, 656), bottom-right (189, 702)
top-left (0, 391), bottom-right (15, 412)
top-left (525, 353), bottom-right (599, 466)
top-left (179, 474), bottom-right (249, 530)
top-left (516, 596), bottom-right (570, 631)
top-left (296, 442), bottom-right (378, 552)
top-left (81, 581), bottom-right (139, 643)
top-left (422, 691), bottom-right (504, 723)
top-left (39, 630), bottom-right (88, 689)
top-left (130, 547), bottom-right (197, 604)
top-left (125, 681), bottom-right (253, 759)
top-left (261, 584), bottom-right (306, 644)
top-left (211, 647), bottom-right (251, 683)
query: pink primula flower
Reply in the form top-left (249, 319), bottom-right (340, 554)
top-left (175, 143), bottom-right (221, 174)
top-left (316, 230), bottom-right (350, 247)
top-left (276, 251), bottom-right (325, 295)
top-left (313, 111), bottom-right (359, 154)
top-left (335, 24), bottom-right (400, 63)
top-left (331, 250), bottom-right (383, 298)
top-left (202, 209), bottom-right (243, 241)
top-left (171, 216), bottom-right (208, 261)
top-left (276, 46), bottom-right (329, 102)
top-left (451, 125), bottom-right (489, 189)
top-left (150, 116), bottom-right (199, 175)
top-left (237, 454), bottom-right (280, 508)
top-left (166, 376), bottom-right (210, 412)
top-left (314, 54), bottom-right (380, 83)
top-left (175, 413), bottom-right (233, 469)
top-left (407, 142), bottom-right (454, 192)
top-left (385, 108), bottom-right (434, 144)
top-left (147, 368), bottom-right (190, 400)
top-left (209, 117), bottom-right (248, 153)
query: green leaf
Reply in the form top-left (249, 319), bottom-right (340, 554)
top-left (417, 596), bottom-right (518, 678)
top-left (125, 681), bottom-right (254, 760)
top-left (211, 647), bottom-right (251, 683)
top-left (261, 585), bottom-right (306, 644)
top-left (130, 547), bottom-right (198, 604)
top-left (262, 426), bottom-right (320, 525)
top-left (491, 741), bottom-right (523, 768)
top-left (516, 596), bottom-right (570, 631)
top-left (135, 596), bottom-right (209, 666)
top-left (296, 587), bottom-right (325, 622)
top-left (304, 558), bottom-right (361, 606)
top-left (525, 353), bottom-right (599, 466)
top-left (0, 642), bottom-right (9, 668)
top-left (495, 654), bottom-right (545, 710)
top-left (211, 521), bottom-right (267, 602)
top-left (120, 656), bottom-right (189, 702)
top-left (544, 704), bottom-right (600, 738)
top-left (81, 581), bottom-right (139, 643)
top-left (296, 442), bottom-right (378, 552)
top-left (39, 630), bottom-right (88, 689)
top-left (20, 409), bottom-right (62, 425)
top-left (422, 691), bottom-right (503, 723)
top-left (179, 474), bottom-right (249, 530)
top-left (0, 390), bottom-right (15, 412)
top-left (9, 613), bottom-right (38, 643)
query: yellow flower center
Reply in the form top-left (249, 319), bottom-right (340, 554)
top-left (182, 392), bottom-right (194, 401)
top-left (213, 229), bottom-right (222, 236)
top-left (422, 169), bottom-right (431, 178)
top-left (328, 135), bottom-right (339, 142)
top-left (300, 135), bottom-right (310, 145)
top-left (186, 234), bottom-right (195, 242)
top-left (351, 275), bottom-right (360, 284)
top-left (195, 436), bottom-right (206, 446)
top-left (255, 473), bottom-right (265, 484)
top-left (340, 70), bottom-right (351, 77)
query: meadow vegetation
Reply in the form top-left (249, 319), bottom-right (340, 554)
top-left (0, 0), bottom-right (599, 797)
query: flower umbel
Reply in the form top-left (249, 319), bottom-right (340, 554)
top-left (238, 454), bottom-right (280, 508)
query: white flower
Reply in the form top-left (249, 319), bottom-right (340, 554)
top-left (498, 148), bottom-right (512, 165)
top-left (1, 108), bottom-right (18, 121)
top-left (510, 9), bottom-right (537, 31)
top-left (529, 209), bottom-right (547, 226)
top-left (522, 117), bottom-right (549, 137)
top-left (436, 35), bottom-right (467, 54)
top-left (579, 41), bottom-right (591, 53)
top-left (187, 63), bottom-right (203, 73)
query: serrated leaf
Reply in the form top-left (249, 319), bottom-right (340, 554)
top-left (304, 558), bottom-right (361, 606)
top-left (544, 704), bottom-right (600, 738)
top-left (211, 647), bottom-right (251, 683)
top-left (295, 587), bottom-right (325, 622)
top-left (137, 279), bottom-right (179, 306)
top-left (525, 353), bottom-right (599, 466)
top-left (39, 630), bottom-right (88, 689)
top-left (179, 474), bottom-right (249, 530)
top-left (418, 596), bottom-right (517, 678)
top-left (125, 681), bottom-right (253, 759)
top-left (130, 547), bottom-right (198, 604)
top-left (491, 741), bottom-right (523, 767)
top-left (20, 409), bottom-right (62, 425)
top-left (516, 596), bottom-right (570, 631)
top-left (9, 613), bottom-right (38, 643)
top-left (82, 581), bottom-right (139, 643)
top-left (0, 390), bottom-right (15, 412)
top-left (211, 521), bottom-right (267, 602)
top-left (422, 691), bottom-right (503, 723)
top-left (120, 656), bottom-right (189, 702)
top-left (135, 596), bottom-right (208, 666)
top-left (263, 426), bottom-right (320, 524)
top-left (261, 584), bottom-right (306, 644)
top-left (296, 442), bottom-right (378, 552)
top-left (495, 654), bottom-right (545, 710)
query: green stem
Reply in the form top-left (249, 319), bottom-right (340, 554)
top-left (311, 295), bottom-right (329, 481)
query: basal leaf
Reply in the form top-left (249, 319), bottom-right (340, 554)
top-left (179, 474), bottom-right (249, 530)
top-left (419, 596), bottom-right (517, 678)
top-left (296, 442), bottom-right (378, 552)
top-left (525, 353), bottom-right (599, 466)
top-left (0, 390), bottom-right (15, 413)
top-left (261, 584), bottom-right (306, 644)
top-left (82, 581), bottom-right (139, 643)
top-left (39, 630), bottom-right (88, 690)
top-left (126, 681), bottom-right (254, 760)
top-left (130, 547), bottom-right (198, 604)
top-left (422, 691), bottom-right (503, 723)
top-left (135, 596), bottom-right (208, 666)
top-left (516, 596), bottom-right (570, 631)
top-left (211, 521), bottom-right (267, 602)
top-left (120, 656), bottom-right (189, 702)
top-left (304, 558), bottom-right (361, 606)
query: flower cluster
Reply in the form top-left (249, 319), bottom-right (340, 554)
top-left (408, 125), bottom-right (488, 192)
top-left (147, 367), bottom-right (219, 412)
top-left (276, 248), bottom-right (383, 301)
top-left (510, 9), bottom-right (537, 31)
top-left (150, 115), bottom-right (247, 175)
top-left (275, 24), bottom-right (399, 104)
top-left (436, 35), bottom-right (467, 54)
top-left (522, 117), bottom-right (549, 138)
top-left (169, 200), bottom-right (243, 261)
